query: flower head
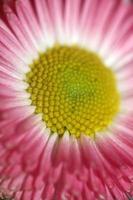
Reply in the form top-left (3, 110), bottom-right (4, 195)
top-left (0, 0), bottom-right (133, 199)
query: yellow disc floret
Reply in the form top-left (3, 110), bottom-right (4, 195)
top-left (26, 46), bottom-right (120, 138)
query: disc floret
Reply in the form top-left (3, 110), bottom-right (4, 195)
top-left (26, 46), bottom-right (120, 138)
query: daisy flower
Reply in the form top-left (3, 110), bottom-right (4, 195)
top-left (0, 0), bottom-right (133, 199)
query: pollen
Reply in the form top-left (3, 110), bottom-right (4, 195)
top-left (26, 46), bottom-right (120, 138)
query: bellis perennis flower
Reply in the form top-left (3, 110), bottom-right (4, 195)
top-left (0, 0), bottom-right (133, 199)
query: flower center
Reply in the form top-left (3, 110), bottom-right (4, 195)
top-left (26, 46), bottom-right (120, 138)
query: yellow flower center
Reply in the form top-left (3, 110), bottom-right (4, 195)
top-left (26, 46), bottom-right (120, 138)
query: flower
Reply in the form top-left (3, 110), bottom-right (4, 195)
top-left (0, 0), bottom-right (133, 199)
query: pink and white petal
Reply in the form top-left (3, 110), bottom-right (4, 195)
top-left (37, 133), bottom-right (57, 176)
top-left (0, 27), bottom-right (29, 63)
top-left (0, 109), bottom-right (36, 149)
top-left (3, 4), bottom-right (38, 61)
top-left (67, 136), bottom-right (82, 172)
top-left (79, 0), bottom-right (109, 51)
top-left (0, 50), bottom-right (30, 75)
top-left (46, 0), bottom-right (65, 44)
top-left (63, 0), bottom-right (81, 44)
top-left (0, 56), bottom-right (28, 78)
top-left (98, 1), bottom-right (132, 59)
top-left (0, 65), bottom-right (24, 80)
top-left (0, 18), bottom-right (13, 34)
top-left (34, 0), bottom-right (55, 48)
top-left (52, 131), bottom-right (70, 165)
top-left (15, 0), bottom-right (44, 52)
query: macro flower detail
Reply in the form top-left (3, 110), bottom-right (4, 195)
top-left (0, 0), bottom-right (133, 200)
top-left (26, 45), bottom-right (120, 138)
